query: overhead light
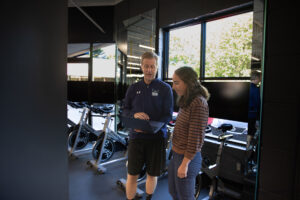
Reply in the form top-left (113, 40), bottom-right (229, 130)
top-left (251, 56), bottom-right (260, 61)
top-left (128, 62), bottom-right (140, 66)
top-left (127, 55), bottom-right (141, 59)
top-left (127, 66), bottom-right (140, 70)
top-left (139, 44), bottom-right (155, 50)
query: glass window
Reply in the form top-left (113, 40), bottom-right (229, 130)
top-left (67, 43), bottom-right (90, 58)
top-left (67, 63), bottom-right (88, 81)
top-left (92, 44), bottom-right (116, 82)
top-left (205, 12), bottom-right (253, 78)
top-left (168, 24), bottom-right (201, 78)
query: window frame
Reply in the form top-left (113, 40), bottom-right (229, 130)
top-left (162, 2), bottom-right (253, 81)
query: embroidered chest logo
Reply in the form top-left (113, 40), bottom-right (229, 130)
top-left (152, 89), bottom-right (159, 96)
top-left (136, 90), bottom-right (141, 95)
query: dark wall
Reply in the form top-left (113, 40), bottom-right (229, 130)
top-left (114, 0), bottom-right (157, 22)
top-left (68, 81), bottom-right (115, 103)
top-left (258, 0), bottom-right (300, 199)
top-left (68, 6), bottom-right (114, 43)
top-left (159, 0), bottom-right (251, 27)
top-left (1, 1), bottom-right (68, 200)
top-left (115, 0), bottom-right (250, 28)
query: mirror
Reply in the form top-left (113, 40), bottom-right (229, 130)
top-left (247, 0), bottom-right (265, 191)
top-left (123, 9), bottom-right (156, 85)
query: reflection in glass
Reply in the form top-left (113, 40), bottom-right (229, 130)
top-left (67, 63), bottom-right (88, 81)
top-left (248, 1), bottom-right (265, 198)
top-left (123, 9), bottom-right (156, 85)
top-left (67, 43), bottom-right (91, 58)
top-left (92, 44), bottom-right (116, 82)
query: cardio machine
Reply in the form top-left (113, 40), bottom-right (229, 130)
top-left (199, 123), bottom-right (245, 200)
top-left (86, 114), bottom-right (130, 174)
top-left (68, 102), bottom-right (115, 162)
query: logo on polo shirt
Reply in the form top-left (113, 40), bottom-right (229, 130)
top-left (152, 89), bottom-right (159, 96)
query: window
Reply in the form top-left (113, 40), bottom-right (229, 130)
top-left (168, 24), bottom-right (201, 78)
top-left (205, 12), bottom-right (253, 78)
top-left (67, 63), bottom-right (88, 81)
top-left (166, 11), bottom-right (253, 80)
top-left (92, 44), bottom-right (116, 82)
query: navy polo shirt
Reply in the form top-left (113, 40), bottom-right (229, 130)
top-left (123, 78), bottom-right (173, 139)
top-left (248, 83), bottom-right (260, 119)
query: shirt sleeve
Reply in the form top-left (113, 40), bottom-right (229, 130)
top-left (122, 85), bottom-right (135, 117)
top-left (184, 99), bottom-right (209, 160)
top-left (158, 84), bottom-right (174, 124)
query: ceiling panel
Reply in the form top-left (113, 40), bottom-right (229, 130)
top-left (68, 0), bottom-right (124, 7)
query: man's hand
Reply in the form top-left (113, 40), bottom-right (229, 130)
top-left (133, 112), bottom-right (149, 133)
top-left (134, 112), bottom-right (150, 120)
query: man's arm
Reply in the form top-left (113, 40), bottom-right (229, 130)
top-left (122, 85), bottom-right (135, 117)
top-left (158, 85), bottom-right (173, 123)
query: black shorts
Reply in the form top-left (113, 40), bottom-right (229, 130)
top-left (127, 137), bottom-right (166, 177)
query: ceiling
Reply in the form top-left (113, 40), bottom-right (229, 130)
top-left (68, 0), bottom-right (124, 7)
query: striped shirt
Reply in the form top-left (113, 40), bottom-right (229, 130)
top-left (172, 95), bottom-right (209, 160)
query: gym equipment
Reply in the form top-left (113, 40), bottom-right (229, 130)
top-left (68, 103), bottom-right (115, 161)
top-left (87, 114), bottom-right (130, 174)
top-left (92, 121), bottom-right (128, 160)
top-left (200, 123), bottom-right (246, 199)
top-left (67, 101), bottom-right (85, 135)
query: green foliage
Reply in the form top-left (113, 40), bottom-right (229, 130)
top-left (169, 13), bottom-right (253, 78)
top-left (205, 16), bottom-right (252, 77)
top-left (93, 49), bottom-right (108, 58)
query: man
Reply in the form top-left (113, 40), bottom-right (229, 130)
top-left (123, 51), bottom-right (173, 200)
top-left (248, 69), bottom-right (262, 147)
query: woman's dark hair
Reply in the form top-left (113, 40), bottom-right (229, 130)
top-left (174, 66), bottom-right (210, 108)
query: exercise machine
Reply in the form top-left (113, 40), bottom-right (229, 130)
top-left (200, 123), bottom-right (245, 199)
top-left (68, 103), bottom-right (115, 160)
top-left (86, 114), bottom-right (130, 174)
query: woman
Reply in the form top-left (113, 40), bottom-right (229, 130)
top-left (168, 66), bottom-right (210, 200)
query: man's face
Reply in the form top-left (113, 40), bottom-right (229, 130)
top-left (141, 58), bottom-right (158, 84)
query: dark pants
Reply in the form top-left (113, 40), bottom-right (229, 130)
top-left (168, 151), bottom-right (202, 200)
top-left (248, 118), bottom-right (257, 136)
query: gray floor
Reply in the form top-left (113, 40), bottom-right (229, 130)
top-left (68, 149), bottom-right (209, 200)
top-left (68, 149), bottom-right (172, 200)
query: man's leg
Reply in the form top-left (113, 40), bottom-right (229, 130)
top-left (126, 174), bottom-right (139, 200)
top-left (145, 137), bottom-right (165, 199)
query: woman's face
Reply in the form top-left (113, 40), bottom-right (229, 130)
top-left (172, 73), bottom-right (187, 96)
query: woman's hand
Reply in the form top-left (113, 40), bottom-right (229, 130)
top-left (177, 157), bottom-right (191, 178)
top-left (177, 163), bottom-right (188, 178)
